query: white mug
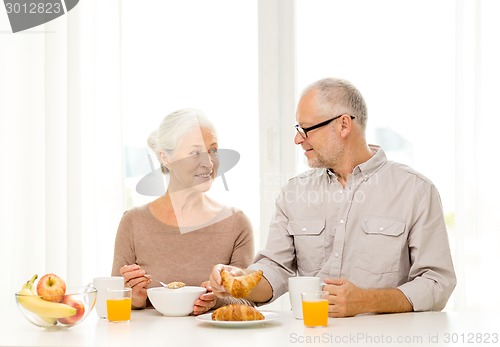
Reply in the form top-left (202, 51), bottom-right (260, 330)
top-left (288, 276), bottom-right (322, 319)
top-left (92, 276), bottom-right (124, 318)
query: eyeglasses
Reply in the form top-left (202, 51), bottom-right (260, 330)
top-left (295, 114), bottom-right (355, 139)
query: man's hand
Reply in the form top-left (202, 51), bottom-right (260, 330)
top-left (323, 278), bottom-right (364, 317)
top-left (209, 264), bottom-right (245, 298)
top-left (323, 278), bottom-right (413, 317)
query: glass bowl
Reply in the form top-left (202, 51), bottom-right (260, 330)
top-left (15, 286), bottom-right (97, 329)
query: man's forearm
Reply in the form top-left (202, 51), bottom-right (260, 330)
top-left (245, 275), bottom-right (273, 303)
top-left (361, 288), bottom-right (413, 314)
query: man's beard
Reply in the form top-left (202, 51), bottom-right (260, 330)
top-left (307, 138), bottom-right (339, 169)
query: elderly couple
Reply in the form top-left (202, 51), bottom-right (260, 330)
top-left (111, 77), bottom-right (456, 317)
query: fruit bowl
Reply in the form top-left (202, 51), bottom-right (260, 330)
top-left (15, 286), bottom-right (97, 329)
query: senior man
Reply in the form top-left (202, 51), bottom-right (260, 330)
top-left (210, 77), bottom-right (456, 317)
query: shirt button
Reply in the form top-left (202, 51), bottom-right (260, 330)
top-left (302, 227), bottom-right (307, 232)
top-left (335, 252), bottom-right (339, 258)
top-left (339, 219), bottom-right (345, 224)
top-left (379, 227), bottom-right (384, 231)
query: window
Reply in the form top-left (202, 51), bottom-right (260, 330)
top-left (296, 0), bottom-right (455, 217)
top-left (120, 1), bottom-right (259, 241)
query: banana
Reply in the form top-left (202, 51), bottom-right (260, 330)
top-left (16, 275), bottom-right (56, 325)
top-left (17, 274), bottom-right (76, 320)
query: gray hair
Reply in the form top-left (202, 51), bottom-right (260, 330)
top-left (301, 77), bottom-right (368, 131)
top-left (148, 108), bottom-right (216, 174)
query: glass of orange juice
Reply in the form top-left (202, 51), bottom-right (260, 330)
top-left (301, 291), bottom-right (329, 327)
top-left (106, 288), bottom-right (132, 322)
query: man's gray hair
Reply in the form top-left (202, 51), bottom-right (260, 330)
top-left (301, 78), bottom-right (368, 131)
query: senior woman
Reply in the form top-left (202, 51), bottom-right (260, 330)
top-left (111, 108), bottom-right (254, 315)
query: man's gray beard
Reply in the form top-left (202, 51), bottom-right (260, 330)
top-left (307, 156), bottom-right (329, 169)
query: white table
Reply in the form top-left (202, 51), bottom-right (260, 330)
top-left (1, 306), bottom-right (498, 347)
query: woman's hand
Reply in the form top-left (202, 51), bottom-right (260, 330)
top-left (192, 281), bottom-right (217, 316)
top-left (208, 264), bottom-right (245, 298)
top-left (119, 264), bottom-right (151, 309)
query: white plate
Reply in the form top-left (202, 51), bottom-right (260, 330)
top-left (196, 311), bottom-right (280, 327)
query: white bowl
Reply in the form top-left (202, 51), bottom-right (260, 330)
top-left (147, 286), bottom-right (206, 317)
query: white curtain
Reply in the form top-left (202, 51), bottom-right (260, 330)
top-left (0, 1), bottom-right (123, 308)
top-left (453, 0), bottom-right (500, 311)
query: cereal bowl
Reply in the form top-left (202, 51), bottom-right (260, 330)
top-left (15, 286), bottom-right (97, 329)
top-left (147, 286), bottom-right (206, 317)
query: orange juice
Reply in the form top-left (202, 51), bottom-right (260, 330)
top-left (302, 299), bottom-right (328, 327)
top-left (106, 298), bottom-right (132, 322)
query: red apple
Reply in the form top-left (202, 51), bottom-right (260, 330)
top-left (57, 295), bottom-right (85, 325)
top-left (36, 273), bottom-right (66, 302)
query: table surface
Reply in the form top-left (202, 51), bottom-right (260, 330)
top-left (1, 306), bottom-right (498, 347)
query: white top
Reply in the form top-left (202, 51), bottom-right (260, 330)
top-left (2, 307), bottom-right (498, 347)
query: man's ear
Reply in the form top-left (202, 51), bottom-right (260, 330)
top-left (339, 115), bottom-right (353, 138)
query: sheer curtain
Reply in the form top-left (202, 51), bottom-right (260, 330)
top-left (0, 1), bottom-right (123, 308)
top-left (453, 0), bottom-right (500, 311)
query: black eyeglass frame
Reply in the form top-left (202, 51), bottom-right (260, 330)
top-left (295, 114), bottom-right (355, 138)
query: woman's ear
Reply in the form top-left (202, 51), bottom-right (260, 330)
top-left (159, 151), bottom-right (171, 170)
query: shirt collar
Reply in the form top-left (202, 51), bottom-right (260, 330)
top-left (325, 144), bottom-right (387, 179)
top-left (355, 144), bottom-right (387, 176)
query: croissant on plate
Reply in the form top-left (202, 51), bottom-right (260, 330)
top-left (221, 270), bottom-right (263, 298)
top-left (211, 304), bottom-right (265, 321)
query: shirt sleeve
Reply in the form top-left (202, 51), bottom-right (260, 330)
top-left (397, 184), bottom-right (456, 311)
top-left (111, 210), bottom-right (137, 276)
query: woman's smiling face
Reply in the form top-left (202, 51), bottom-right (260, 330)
top-left (165, 126), bottom-right (219, 192)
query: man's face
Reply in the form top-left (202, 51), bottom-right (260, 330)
top-left (294, 91), bottom-right (342, 169)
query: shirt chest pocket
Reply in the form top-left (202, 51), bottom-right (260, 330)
top-left (356, 218), bottom-right (406, 274)
top-left (287, 219), bottom-right (326, 273)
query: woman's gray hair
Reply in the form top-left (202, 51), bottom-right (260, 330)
top-left (301, 77), bottom-right (368, 131)
top-left (148, 108), bottom-right (216, 174)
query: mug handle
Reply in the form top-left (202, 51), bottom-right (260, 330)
top-left (85, 282), bottom-right (97, 293)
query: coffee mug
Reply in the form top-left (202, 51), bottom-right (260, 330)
top-left (92, 276), bottom-right (124, 318)
top-left (288, 276), bottom-right (322, 319)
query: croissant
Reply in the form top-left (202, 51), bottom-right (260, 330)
top-left (211, 304), bottom-right (265, 321)
top-left (221, 270), bottom-right (263, 298)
